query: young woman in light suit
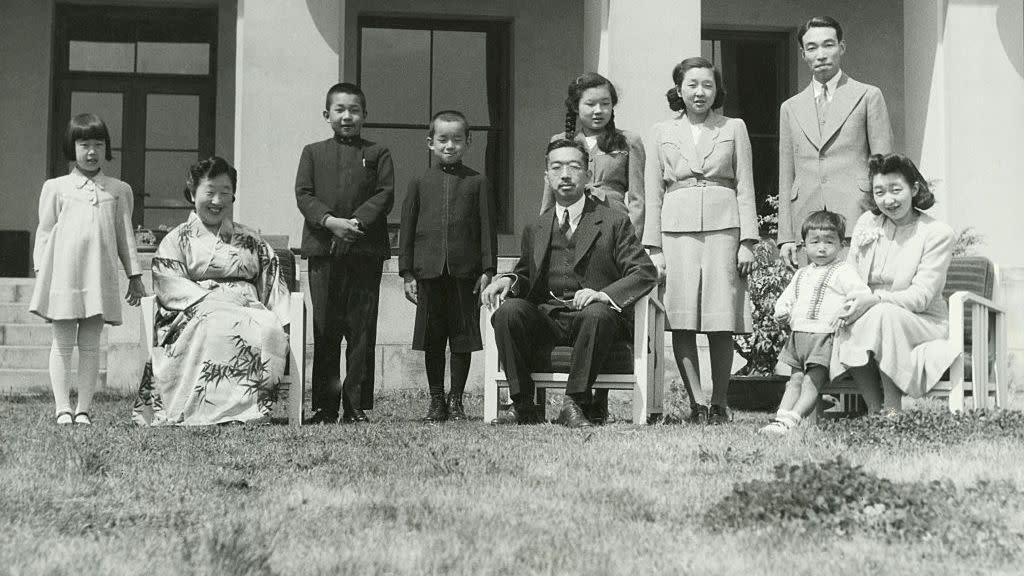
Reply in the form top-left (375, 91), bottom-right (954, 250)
top-left (644, 57), bottom-right (758, 424)
top-left (832, 153), bottom-right (958, 413)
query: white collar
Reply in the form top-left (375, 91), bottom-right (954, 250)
top-left (813, 69), bottom-right (843, 101)
top-left (554, 193), bottom-right (586, 232)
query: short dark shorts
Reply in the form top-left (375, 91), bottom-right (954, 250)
top-left (779, 331), bottom-right (833, 372)
top-left (412, 271), bottom-right (482, 353)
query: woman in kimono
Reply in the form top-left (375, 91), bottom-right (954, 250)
top-left (133, 157), bottom-right (290, 425)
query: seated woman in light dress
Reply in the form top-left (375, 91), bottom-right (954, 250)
top-left (133, 157), bottom-right (290, 425)
top-left (832, 153), bottom-right (958, 414)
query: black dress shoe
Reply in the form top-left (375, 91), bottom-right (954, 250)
top-left (491, 403), bottom-right (544, 425)
top-left (342, 409), bottom-right (370, 423)
top-left (423, 396), bottom-right (448, 423)
top-left (554, 397), bottom-right (593, 428)
top-left (586, 394), bottom-right (617, 425)
top-left (708, 404), bottom-right (731, 425)
top-left (687, 403), bottom-right (710, 425)
top-left (447, 393), bottom-right (467, 421)
top-left (305, 410), bottom-right (339, 425)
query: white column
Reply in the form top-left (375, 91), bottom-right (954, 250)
top-left (903, 0), bottom-right (948, 225)
top-left (234, 0), bottom-right (343, 245)
top-left (942, 0), bottom-right (1024, 268)
top-left (586, 0), bottom-right (702, 137)
top-left (905, 0), bottom-right (1024, 391)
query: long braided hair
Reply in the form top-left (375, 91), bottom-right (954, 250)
top-left (564, 72), bottom-right (627, 154)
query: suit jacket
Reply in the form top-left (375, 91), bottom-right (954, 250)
top-left (642, 111), bottom-right (758, 246)
top-left (846, 210), bottom-right (954, 324)
top-left (507, 197), bottom-right (656, 312)
top-left (538, 130), bottom-right (646, 237)
top-left (777, 74), bottom-right (893, 245)
top-left (294, 135), bottom-right (395, 260)
top-left (399, 163), bottom-right (497, 280)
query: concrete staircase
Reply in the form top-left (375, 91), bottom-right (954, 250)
top-left (0, 279), bottom-right (107, 394)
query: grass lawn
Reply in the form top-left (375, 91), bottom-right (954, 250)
top-left (2, 389), bottom-right (1024, 576)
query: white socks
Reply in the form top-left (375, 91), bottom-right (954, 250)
top-left (758, 409), bottom-right (802, 435)
top-left (49, 317), bottom-right (103, 416)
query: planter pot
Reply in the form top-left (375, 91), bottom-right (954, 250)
top-left (727, 374), bottom-right (789, 412)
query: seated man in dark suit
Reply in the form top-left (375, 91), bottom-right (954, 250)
top-left (481, 139), bottom-right (658, 427)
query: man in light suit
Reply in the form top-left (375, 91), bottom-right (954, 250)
top-left (481, 139), bottom-right (657, 427)
top-left (778, 16), bottom-right (893, 269)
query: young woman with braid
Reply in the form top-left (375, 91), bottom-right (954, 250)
top-left (537, 72), bottom-right (647, 424)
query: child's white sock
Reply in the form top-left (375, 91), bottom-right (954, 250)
top-left (49, 320), bottom-right (76, 415)
top-left (74, 316), bottom-right (104, 415)
top-left (758, 409), bottom-right (802, 435)
top-left (776, 409), bottom-right (801, 428)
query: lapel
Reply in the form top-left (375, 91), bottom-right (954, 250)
top-left (572, 198), bottom-right (602, 267)
top-left (533, 209), bottom-right (555, 278)
top-left (793, 85), bottom-right (821, 149)
top-left (820, 74), bottom-right (867, 146)
top-left (670, 116), bottom-right (699, 165)
top-left (695, 111), bottom-right (725, 169)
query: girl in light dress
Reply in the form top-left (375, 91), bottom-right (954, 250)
top-left (30, 113), bottom-right (146, 425)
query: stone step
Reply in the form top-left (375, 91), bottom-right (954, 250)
top-left (0, 369), bottom-right (108, 395)
top-left (0, 303), bottom-right (45, 324)
top-left (0, 346), bottom-right (107, 369)
top-left (0, 279), bottom-right (35, 304)
top-left (0, 324), bottom-right (109, 346)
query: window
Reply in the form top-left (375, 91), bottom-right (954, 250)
top-left (358, 17), bottom-right (512, 233)
top-left (51, 5), bottom-right (217, 229)
top-left (702, 29), bottom-right (791, 235)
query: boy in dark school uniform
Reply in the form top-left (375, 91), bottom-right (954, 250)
top-left (295, 82), bottom-right (395, 424)
top-left (400, 110), bottom-right (497, 422)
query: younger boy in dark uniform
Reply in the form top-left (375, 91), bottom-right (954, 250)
top-left (400, 110), bottom-right (497, 422)
top-left (295, 82), bottom-right (395, 424)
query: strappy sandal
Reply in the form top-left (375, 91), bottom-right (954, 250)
top-left (73, 412), bottom-right (92, 425)
top-left (56, 411), bottom-right (73, 425)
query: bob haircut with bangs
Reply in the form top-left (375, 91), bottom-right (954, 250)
top-left (63, 113), bottom-right (113, 162)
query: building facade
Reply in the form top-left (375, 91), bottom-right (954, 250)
top-left (2, 0), bottom-right (1022, 393)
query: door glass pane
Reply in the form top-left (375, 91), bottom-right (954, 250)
top-left (137, 42), bottom-right (210, 75)
top-left (103, 151), bottom-right (123, 180)
top-left (360, 28), bottom-right (430, 124)
top-left (431, 31), bottom-right (490, 126)
top-left (70, 91), bottom-right (124, 148)
top-left (69, 41), bottom-right (134, 73)
top-left (145, 150), bottom-right (197, 205)
top-left (146, 94), bottom-right (199, 149)
top-left (361, 127), bottom-right (429, 222)
top-left (463, 130), bottom-right (489, 181)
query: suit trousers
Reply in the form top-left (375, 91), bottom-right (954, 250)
top-left (308, 253), bottom-right (384, 413)
top-left (491, 298), bottom-right (624, 400)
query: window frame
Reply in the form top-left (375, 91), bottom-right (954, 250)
top-left (356, 15), bottom-right (513, 233)
top-left (50, 4), bottom-right (218, 226)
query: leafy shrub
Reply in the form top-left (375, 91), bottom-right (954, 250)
top-left (820, 409), bottom-right (1024, 447)
top-left (733, 194), bottom-right (793, 376)
top-left (952, 226), bottom-right (985, 257)
top-left (706, 457), bottom-right (1023, 558)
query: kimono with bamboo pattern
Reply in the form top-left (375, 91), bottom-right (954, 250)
top-left (133, 212), bottom-right (290, 425)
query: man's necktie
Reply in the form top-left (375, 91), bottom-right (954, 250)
top-left (560, 209), bottom-right (572, 240)
top-left (816, 84), bottom-right (830, 129)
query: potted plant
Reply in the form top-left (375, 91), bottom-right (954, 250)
top-left (729, 195), bottom-right (793, 411)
